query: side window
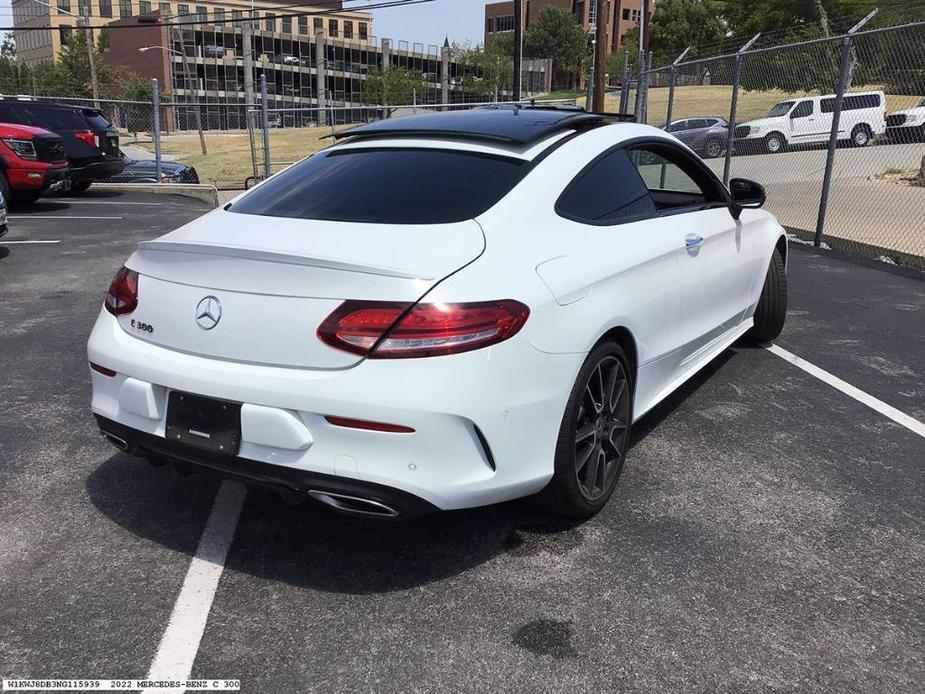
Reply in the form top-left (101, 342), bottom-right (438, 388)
top-left (627, 144), bottom-right (725, 213)
top-left (555, 149), bottom-right (657, 226)
top-left (667, 120), bottom-right (688, 133)
top-left (791, 101), bottom-right (813, 118)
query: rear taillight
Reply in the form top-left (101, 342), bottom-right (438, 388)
top-left (318, 300), bottom-right (530, 359)
top-left (75, 130), bottom-right (97, 148)
top-left (105, 266), bottom-right (138, 316)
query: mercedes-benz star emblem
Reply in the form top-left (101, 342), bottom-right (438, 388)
top-left (195, 296), bottom-right (222, 330)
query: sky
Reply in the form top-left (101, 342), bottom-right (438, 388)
top-left (360, 0), bottom-right (485, 48)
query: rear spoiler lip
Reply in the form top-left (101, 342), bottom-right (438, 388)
top-left (136, 239), bottom-right (432, 280)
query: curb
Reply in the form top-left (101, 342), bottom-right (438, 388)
top-left (92, 183), bottom-right (219, 208)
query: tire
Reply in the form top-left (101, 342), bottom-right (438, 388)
top-left (745, 248), bottom-right (788, 344)
top-left (0, 172), bottom-right (11, 204)
top-left (851, 124), bottom-right (872, 147)
top-left (70, 181), bottom-right (92, 193)
top-left (536, 341), bottom-right (633, 519)
top-left (703, 139), bottom-right (724, 159)
top-left (765, 133), bottom-right (786, 154)
top-left (15, 191), bottom-right (41, 205)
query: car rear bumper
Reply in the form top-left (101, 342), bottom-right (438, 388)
top-left (95, 415), bottom-right (439, 518)
top-left (88, 310), bottom-right (578, 512)
top-left (71, 158), bottom-right (125, 183)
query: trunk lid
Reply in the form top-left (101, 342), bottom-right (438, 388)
top-left (120, 208), bottom-right (485, 369)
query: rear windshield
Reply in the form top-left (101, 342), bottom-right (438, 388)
top-left (83, 111), bottom-right (111, 129)
top-left (24, 105), bottom-right (86, 130)
top-left (230, 148), bottom-right (531, 224)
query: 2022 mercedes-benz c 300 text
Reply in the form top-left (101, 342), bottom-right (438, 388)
top-left (88, 108), bottom-right (788, 519)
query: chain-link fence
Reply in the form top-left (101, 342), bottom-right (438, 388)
top-left (616, 20), bottom-right (925, 269)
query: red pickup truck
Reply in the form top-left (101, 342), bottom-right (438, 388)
top-left (0, 122), bottom-right (70, 204)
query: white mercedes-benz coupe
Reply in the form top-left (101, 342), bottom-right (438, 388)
top-left (88, 107), bottom-right (787, 520)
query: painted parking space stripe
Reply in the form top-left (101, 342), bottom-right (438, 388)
top-left (142, 480), bottom-right (247, 694)
top-left (766, 344), bottom-right (925, 439)
top-left (9, 215), bottom-right (124, 220)
top-left (1, 239), bottom-right (61, 244)
top-left (51, 200), bottom-right (165, 205)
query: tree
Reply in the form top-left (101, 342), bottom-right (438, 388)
top-left (646, 0), bottom-right (727, 61)
top-left (1, 34), bottom-right (16, 60)
top-left (454, 40), bottom-right (514, 99)
top-left (362, 67), bottom-right (425, 106)
top-left (523, 6), bottom-right (588, 88)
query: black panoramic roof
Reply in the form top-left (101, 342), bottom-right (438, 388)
top-left (333, 107), bottom-right (631, 146)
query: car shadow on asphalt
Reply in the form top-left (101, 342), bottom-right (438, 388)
top-left (84, 348), bottom-right (740, 594)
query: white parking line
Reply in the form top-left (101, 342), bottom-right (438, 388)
top-left (1, 239), bottom-right (61, 244)
top-left (51, 200), bottom-right (164, 205)
top-left (766, 344), bottom-right (925, 439)
top-left (142, 480), bottom-right (247, 694)
top-left (9, 215), bottom-right (123, 220)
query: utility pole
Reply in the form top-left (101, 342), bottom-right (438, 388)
top-left (592, 0), bottom-right (609, 112)
top-left (513, 0), bottom-right (523, 100)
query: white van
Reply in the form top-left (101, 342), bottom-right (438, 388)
top-left (734, 91), bottom-right (886, 153)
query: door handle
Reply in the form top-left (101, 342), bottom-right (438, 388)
top-left (685, 235), bottom-right (704, 249)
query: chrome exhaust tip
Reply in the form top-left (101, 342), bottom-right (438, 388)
top-left (308, 490), bottom-right (400, 518)
top-left (100, 430), bottom-right (129, 451)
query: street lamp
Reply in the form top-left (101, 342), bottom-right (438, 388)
top-left (32, 0), bottom-right (99, 107)
top-left (139, 45), bottom-right (182, 55)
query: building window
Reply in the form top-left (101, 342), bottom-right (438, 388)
top-left (158, 2), bottom-right (169, 15)
top-left (177, 3), bottom-right (187, 14)
top-left (313, 16), bottom-right (322, 33)
top-left (359, 21), bottom-right (367, 39)
top-left (328, 18), bottom-right (337, 36)
top-left (343, 20), bottom-right (353, 39)
top-left (119, 0), bottom-right (131, 17)
top-left (195, 4), bottom-right (206, 21)
top-left (213, 7), bottom-right (224, 23)
top-left (265, 12), bottom-right (275, 31)
top-left (622, 8), bottom-right (629, 20)
top-left (495, 15), bottom-right (513, 31)
top-left (56, 0), bottom-right (71, 13)
top-left (588, 0), bottom-right (596, 25)
top-left (232, 9), bottom-right (241, 23)
top-left (99, 0), bottom-right (112, 15)
top-left (59, 24), bottom-right (72, 42)
top-left (250, 9), bottom-right (258, 28)
top-left (138, 0), bottom-right (150, 14)
top-left (631, 9), bottom-right (640, 21)
top-left (298, 15), bottom-right (307, 34)
top-left (77, 0), bottom-right (91, 16)
top-left (281, 15), bottom-right (291, 33)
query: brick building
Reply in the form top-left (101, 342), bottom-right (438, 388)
top-left (484, 0), bottom-right (654, 55)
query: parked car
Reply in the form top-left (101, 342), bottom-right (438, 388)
top-left (734, 90), bottom-right (886, 153)
top-left (663, 117), bottom-right (730, 159)
top-left (0, 98), bottom-right (124, 192)
top-left (0, 121), bottom-right (70, 204)
top-left (88, 108), bottom-right (788, 521)
top-left (100, 155), bottom-right (199, 184)
top-left (0, 187), bottom-right (8, 239)
top-left (203, 45), bottom-right (226, 59)
top-left (886, 96), bottom-right (925, 142)
top-left (281, 55), bottom-right (300, 65)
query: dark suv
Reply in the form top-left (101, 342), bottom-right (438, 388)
top-left (0, 99), bottom-right (124, 193)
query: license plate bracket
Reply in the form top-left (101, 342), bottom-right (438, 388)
top-left (166, 391), bottom-right (241, 455)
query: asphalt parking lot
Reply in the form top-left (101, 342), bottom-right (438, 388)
top-left (1, 191), bottom-right (923, 693)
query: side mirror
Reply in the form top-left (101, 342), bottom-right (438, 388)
top-left (729, 178), bottom-right (766, 219)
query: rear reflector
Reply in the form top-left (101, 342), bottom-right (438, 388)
top-left (104, 266), bottom-right (138, 316)
top-left (318, 300), bottom-right (530, 359)
top-left (324, 416), bottom-right (415, 433)
top-left (90, 362), bottom-right (117, 377)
